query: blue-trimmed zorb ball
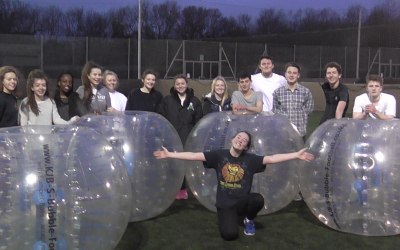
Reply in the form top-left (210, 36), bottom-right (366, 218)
top-left (300, 118), bottom-right (400, 236)
top-left (76, 111), bottom-right (184, 221)
top-left (185, 112), bottom-right (304, 214)
top-left (0, 126), bottom-right (131, 250)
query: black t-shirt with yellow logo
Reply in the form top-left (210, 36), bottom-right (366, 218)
top-left (203, 149), bottom-right (266, 208)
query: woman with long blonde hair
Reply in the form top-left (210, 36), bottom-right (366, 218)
top-left (202, 76), bottom-right (231, 115)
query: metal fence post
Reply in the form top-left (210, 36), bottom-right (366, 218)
top-left (293, 44), bottom-right (296, 62)
top-left (86, 36), bottom-right (89, 62)
top-left (166, 40), bottom-right (169, 75)
top-left (128, 38), bottom-right (131, 79)
top-left (344, 46), bottom-right (347, 79)
top-left (378, 47), bottom-right (381, 76)
top-left (218, 42), bottom-right (222, 76)
top-left (234, 43), bottom-right (237, 79)
top-left (40, 35), bottom-right (44, 71)
top-left (319, 46), bottom-right (322, 78)
top-left (183, 40), bottom-right (186, 75)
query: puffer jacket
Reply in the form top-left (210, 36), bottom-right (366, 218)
top-left (158, 87), bottom-right (203, 143)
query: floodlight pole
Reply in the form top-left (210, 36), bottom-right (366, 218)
top-left (137, 0), bottom-right (142, 79)
top-left (356, 8), bottom-right (362, 81)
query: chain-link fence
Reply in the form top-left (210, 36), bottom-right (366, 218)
top-left (1, 34), bottom-right (400, 82)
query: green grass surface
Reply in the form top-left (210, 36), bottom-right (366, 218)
top-left (114, 112), bottom-right (400, 249)
top-left (116, 197), bottom-right (399, 250)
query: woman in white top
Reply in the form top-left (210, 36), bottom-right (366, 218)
top-left (103, 70), bottom-right (127, 112)
top-left (19, 69), bottom-right (78, 125)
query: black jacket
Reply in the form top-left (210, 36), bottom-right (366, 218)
top-left (158, 87), bottom-right (203, 143)
top-left (202, 93), bottom-right (231, 115)
top-left (54, 90), bottom-right (86, 120)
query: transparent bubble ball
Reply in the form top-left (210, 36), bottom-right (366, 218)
top-left (0, 126), bottom-right (131, 250)
top-left (300, 118), bottom-right (400, 236)
top-left (185, 112), bottom-right (304, 215)
top-left (76, 111), bottom-right (184, 221)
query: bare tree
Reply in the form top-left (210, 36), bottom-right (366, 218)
top-left (151, 0), bottom-right (180, 39)
top-left (119, 6), bottom-right (138, 37)
top-left (287, 9), bottom-right (302, 32)
top-left (0, 0), bottom-right (38, 34)
top-left (296, 8), bottom-right (341, 32)
top-left (366, 0), bottom-right (400, 25)
top-left (297, 8), bottom-right (320, 31)
top-left (176, 6), bottom-right (208, 39)
top-left (84, 10), bottom-right (109, 37)
top-left (342, 4), bottom-right (367, 27)
top-left (237, 14), bottom-right (252, 35)
top-left (318, 8), bottom-right (341, 29)
top-left (39, 6), bottom-right (65, 36)
top-left (256, 8), bottom-right (288, 34)
top-left (216, 16), bottom-right (250, 37)
top-left (0, 0), bottom-right (14, 33)
top-left (108, 7), bottom-right (138, 38)
top-left (176, 6), bottom-right (231, 39)
top-left (204, 8), bottom-right (225, 37)
top-left (63, 8), bottom-right (86, 36)
top-left (109, 8), bottom-right (127, 38)
top-left (1, 0), bottom-right (399, 42)
top-left (11, 3), bottom-right (40, 34)
top-left (140, 1), bottom-right (157, 39)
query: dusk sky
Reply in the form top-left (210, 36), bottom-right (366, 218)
top-left (22, 0), bottom-right (384, 17)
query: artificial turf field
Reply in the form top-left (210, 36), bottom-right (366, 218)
top-left (115, 112), bottom-right (400, 249)
top-left (115, 195), bottom-right (399, 250)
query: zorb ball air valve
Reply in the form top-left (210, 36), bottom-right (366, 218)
top-left (185, 112), bottom-right (304, 215)
top-left (300, 118), bottom-right (400, 236)
top-left (76, 111), bottom-right (184, 222)
top-left (0, 126), bottom-right (131, 250)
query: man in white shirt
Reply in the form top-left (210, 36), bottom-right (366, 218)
top-left (353, 75), bottom-right (396, 120)
top-left (251, 55), bottom-right (286, 112)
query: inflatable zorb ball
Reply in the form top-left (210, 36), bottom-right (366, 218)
top-left (77, 111), bottom-right (184, 221)
top-left (185, 112), bottom-right (304, 214)
top-left (300, 119), bottom-right (400, 236)
top-left (0, 126), bottom-right (131, 250)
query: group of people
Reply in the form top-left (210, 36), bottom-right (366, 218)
top-left (154, 56), bottom-right (398, 241)
top-left (0, 56), bottom-right (397, 241)
top-left (229, 57), bottom-right (397, 143)
top-left (320, 62), bottom-right (397, 122)
top-left (1, 57), bottom-right (394, 129)
top-left (0, 62), bottom-right (121, 127)
top-left (0, 62), bottom-right (167, 127)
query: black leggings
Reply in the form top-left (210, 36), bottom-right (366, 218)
top-left (217, 193), bottom-right (264, 241)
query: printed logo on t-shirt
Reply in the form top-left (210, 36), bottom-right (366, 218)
top-left (220, 163), bottom-right (244, 189)
top-left (91, 94), bottom-right (106, 101)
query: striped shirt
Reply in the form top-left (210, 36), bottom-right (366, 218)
top-left (272, 83), bottom-right (314, 136)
